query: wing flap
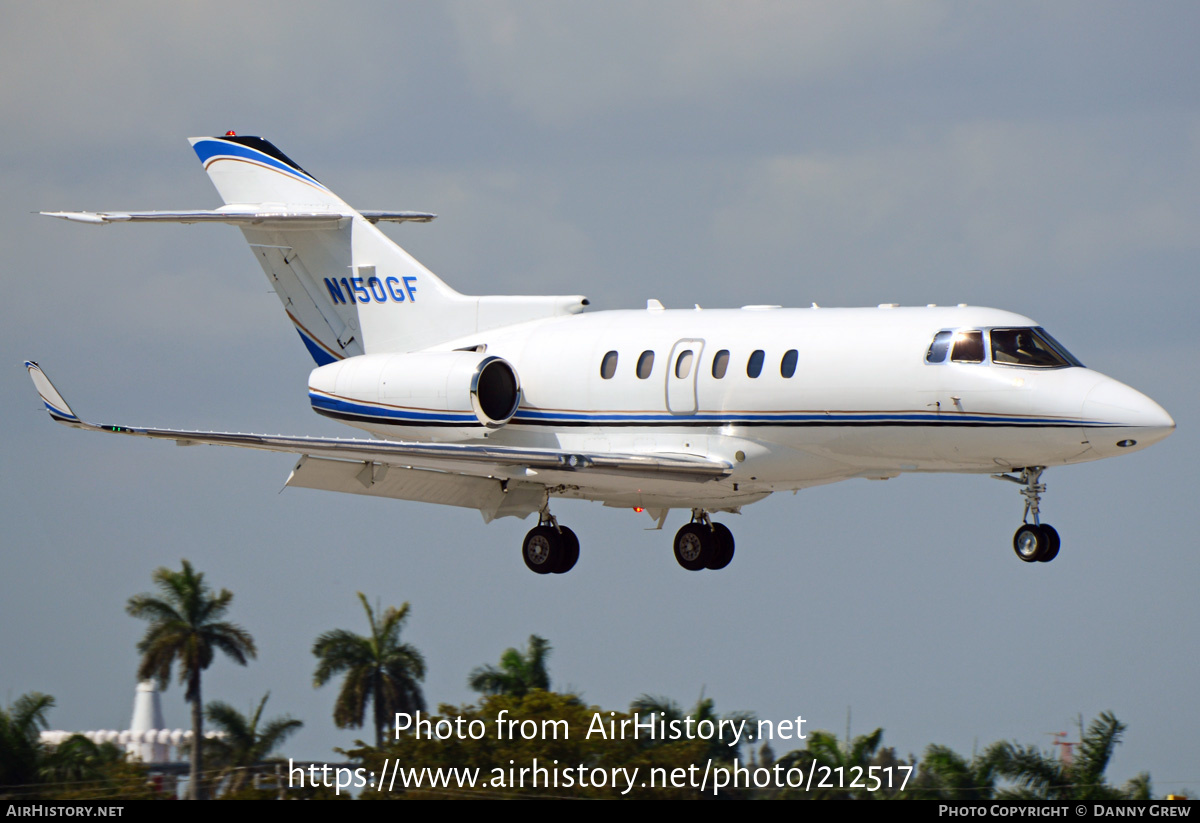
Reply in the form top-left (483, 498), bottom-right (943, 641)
top-left (285, 456), bottom-right (545, 522)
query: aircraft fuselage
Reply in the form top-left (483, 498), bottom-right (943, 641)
top-left (308, 304), bottom-right (1173, 512)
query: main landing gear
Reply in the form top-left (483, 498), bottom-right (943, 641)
top-left (520, 506), bottom-right (738, 575)
top-left (994, 466), bottom-right (1060, 563)
top-left (521, 508), bottom-right (579, 575)
top-left (673, 509), bottom-right (735, 572)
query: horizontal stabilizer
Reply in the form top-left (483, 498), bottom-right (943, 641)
top-left (41, 209), bottom-right (436, 226)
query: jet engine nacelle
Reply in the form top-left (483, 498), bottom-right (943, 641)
top-left (308, 351), bottom-right (521, 433)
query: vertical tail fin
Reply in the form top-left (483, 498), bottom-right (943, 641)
top-left (192, 134), bottom-right (479, 360)
top-left (189, 135), bottom-right (346, 209)
top-left (192, 135), bottom-right (588, 360)
top-left (47, 136), bottom-right (590, 364)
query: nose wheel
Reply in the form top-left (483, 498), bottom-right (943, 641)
top-left (1013, 523), bottom-right (1060, 563)
top-left (995, 467), bottom-right (1061, 564)
top-left (673, 510), bottom-right (736, 571)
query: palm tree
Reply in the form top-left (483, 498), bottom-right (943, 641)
top-left (989, 712), bottom-right (1151, 801)
top-left (39, 735), bottom-right (125, 785)
top-left (468, 635), bottom-right (551, 698)
top-left (312, 594), bottom-right (426, 749)
top-left (0, 693), bottom-right (54, 793)
top-left (127, 560), bottom-right (257, 800)
top-left (912, 743), bottom-right (998, 800)
top-left (630, 693), bottom-right (756, 763)
top-left (774, 727), bottom-right (913, 799)
top-left (205, 693), bottom-right (302, 795)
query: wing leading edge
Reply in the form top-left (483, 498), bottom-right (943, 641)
top-left (25, 362), bottom-right (731, 520)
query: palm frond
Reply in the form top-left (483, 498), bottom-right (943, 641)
top-left (314, 595), bottom-right (425, 747)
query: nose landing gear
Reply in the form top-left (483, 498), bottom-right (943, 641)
top-left (994, 467), bottom-right (1060, 563)
top-left (1013, 522), bottom-right (1060, 563)
top-left (673, 509), bottom-right (735, 571)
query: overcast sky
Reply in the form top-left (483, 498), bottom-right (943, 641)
top-left (2, 1), bottom-right (1197, 795)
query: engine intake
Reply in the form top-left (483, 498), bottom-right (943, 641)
top-left (308, 351), bottom-right (521, 435)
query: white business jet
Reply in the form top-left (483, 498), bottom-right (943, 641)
top-left (29, 134), bottom-right (1175, 574)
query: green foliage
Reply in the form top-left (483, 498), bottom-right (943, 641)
top-left (630, 693), bottom-right (756, 764)
top-left (126, 560), bottom-right (256, 701)
top-left (909, 743), bottom-right (998, 800)
top-left (39, 735), bottom-right (124, 784)
top-left (468, 635), bottom-right (551, 698)
top-left (39, 738), bottom-right (160, 802)
top-left (127, 559), bottom-right (256, 800)
top-left (354, 691), bottom-right (724, 799)
top-left (773, 727), bottom-right (913, 799)
top-left (205, 693), bottom-right (303, 795)
top-left (989, 712), bottom-right (1152, 801)
top-left (0, 693), bottom-right (54, 795)
top-left (313, 594), bottom-right (426, 749)
top-left (1, 696), bottom-right (160, 801)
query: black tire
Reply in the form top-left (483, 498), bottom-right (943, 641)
top-left (1012, 524), bottom-right (1047, 563)
top-left (707, 522), bottom-right (735, 570)
top-left (1038, 524), bottom-right (1060, 563)
top-left (523, 526), bottom-right (562, 574)
top-left (554, 527), bottom-right (580, 574)
top-left (674, 523), bottom-right (715, 571)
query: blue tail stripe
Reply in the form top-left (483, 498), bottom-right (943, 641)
top-left (192, 139), bottom-right (327, 190)
top-left (296, 329), bottom-right (338, 367)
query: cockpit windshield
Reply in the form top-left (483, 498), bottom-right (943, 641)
top-left (990, 327), bottom-right (1083, 368)
top-left (925, 326), bottom-right (1084, 368)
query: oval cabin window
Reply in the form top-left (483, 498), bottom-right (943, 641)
top-left (747, 349), bottom-right (765, 378)
top-left (636, 350), bottom-right (655, 379)
top-left (712, 350), bottom-right (730, 379)
top-left (600, 350), bottom-right (618, 379)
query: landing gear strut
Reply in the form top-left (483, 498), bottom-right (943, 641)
top-left (673, 510), bottom-right (735, 571)
top-left (994, 467), bottom-right (1060, 563)
top-left (522, 508), bottom-right (579, 575)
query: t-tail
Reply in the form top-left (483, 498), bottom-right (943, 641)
top-left (43, 134), bottom-right (588, 363)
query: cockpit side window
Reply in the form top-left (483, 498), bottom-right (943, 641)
top-left (950, 331), bottom-right (984, 363)
top-left (990, 327), bottom-right (1078, 368)
top-left (1033, 327), bottom-right (1084, 368)
top-left (926, 331), bottom-right (954, 363)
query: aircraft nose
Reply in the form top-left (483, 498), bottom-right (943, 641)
top-left (1082, 378), bottom-right (1175, 449)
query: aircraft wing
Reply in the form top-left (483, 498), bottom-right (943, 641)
top-left (26, 362), bottom-right (730, 519)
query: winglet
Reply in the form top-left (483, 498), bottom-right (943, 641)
top-left (25, 361), bottom-right (83, 426)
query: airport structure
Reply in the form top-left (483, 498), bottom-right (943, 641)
top-left (40, 681), bottom-right (204, 763)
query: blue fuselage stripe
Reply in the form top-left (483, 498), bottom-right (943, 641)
top-left (307, 392), bottom-right (1119, 430)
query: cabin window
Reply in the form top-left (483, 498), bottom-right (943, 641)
top-left (747, 349), bottom-right (765, 378)
top-left (990, 328), bottom-right (1079, 368)
top-left (675, 350), bottom-right (694, 379)
top-left (950, 331), bottom-right (984, 363)
top-left (926, 331), bottom-right (954, 364)
top-left (600, 350), bottom-right (618, 379)
top-left (712, 349), bottom-right (730, 379)
top-left (636, 350), bottom-right (655, 379)
top-left (781, 349), bottom-right (798, 378)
